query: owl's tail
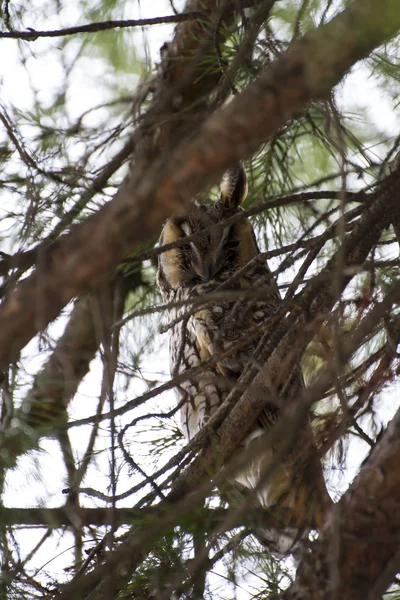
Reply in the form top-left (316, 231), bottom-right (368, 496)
top-left (223, 430), bottom-right (333, 557)
top-left (221, 479), bottom-right (303, 557)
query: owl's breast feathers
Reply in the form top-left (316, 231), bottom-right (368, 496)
top-left (190, 273), bottom-right (278, 376)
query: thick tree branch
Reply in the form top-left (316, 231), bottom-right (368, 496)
top-left (276, 404), bottom-right (400, 600)
top-left (0, 0), bottom-right (242, 462)
top-left (52, 435), bottom-right (305, 600)
top-left (0, 504), bottom-right (281, 530)
top-left (0, 0), bottom-right (398, 373)
top-left (0, 273), bottom-right (138, 469)
top-left (48, 280), bottom-right (400, 599)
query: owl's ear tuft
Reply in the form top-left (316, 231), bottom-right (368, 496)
top-left (219, 165), bottom-right (248, 208)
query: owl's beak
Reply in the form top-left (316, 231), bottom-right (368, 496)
top-left (199, 262), bottom-right (214, 282)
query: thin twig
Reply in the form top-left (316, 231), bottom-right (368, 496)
top-left (0, 0), bottom-right (265, 41)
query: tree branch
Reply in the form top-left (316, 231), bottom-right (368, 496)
top-left (0, 0), bottom-right (398, 374)
top-left (0, 273), bottom-right (138, 469)
top-left (0, 504), bottom-right (282, 530)
top-left (0, 135), bottom-right (134, 278)
top-left (276, 404), bottom-right (400, 600)
top-left (0, 0), bottom-right (263, 41)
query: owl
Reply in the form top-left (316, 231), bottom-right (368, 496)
top-left (157, 166), bottom-right (331, 551)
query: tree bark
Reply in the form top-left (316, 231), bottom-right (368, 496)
top-left (0, 0), bottom-right (399, 373)
top-left (275, 405), bottom-right (400, 600)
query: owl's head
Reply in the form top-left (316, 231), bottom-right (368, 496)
top-left (157, 166), bottom-right (259, 295)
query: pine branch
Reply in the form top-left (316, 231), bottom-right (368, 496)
top-left (0, 273), bottom-right (138, 470)
top-left (0, 136), bottom-right (134, 279)
top-left (0, 504), bottom-right (279, 530)
top-left (0, 0), bottom-right (263, 40)
top-left (0, 0), bottom-right (398, 377)
top-left (274, 404), bottom-right (400, 600)
top-left (0, 0), bottom-right (248, 466)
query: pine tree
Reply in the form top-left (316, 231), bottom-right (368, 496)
top-left (1, 0), bottom-right (400, 598)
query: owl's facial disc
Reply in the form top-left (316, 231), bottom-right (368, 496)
top-left (181, 219), bottom-right (231, 282)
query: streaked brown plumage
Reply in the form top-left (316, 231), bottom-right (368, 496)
top-left (157, 166), bottom-right (331, 552)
